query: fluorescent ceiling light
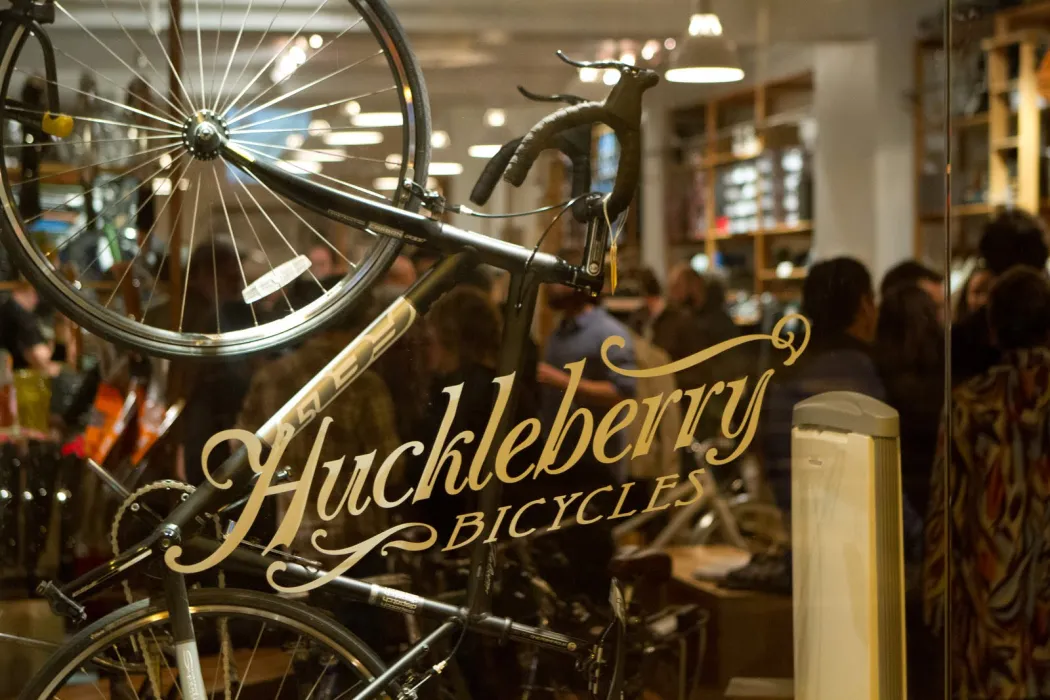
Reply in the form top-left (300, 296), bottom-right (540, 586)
top-left (308, 119), bottom-right (330, 136)
top-left (385, 153), bottom-right (403, 170)
top-left (579, 67), bottom-right (599, 83)
top-left (286, 133), bottom-right (305, 149)
top-left (428, 162), bottom-right (464, 176)
top-left (665, 66), bottom-right (744, 84)
top-left (603, 70), bottom-right (620, 86)
top-left (469, 144), bottom-right (501, 159)
top-left (351, 112), bottom-right (404, 127)
top-left (344, 100), bottom-right (361, 116)
top-left (323, 131), bottom-right (384, 146)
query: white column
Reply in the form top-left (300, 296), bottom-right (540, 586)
top-left (642, 96), bottom-right (669, 283)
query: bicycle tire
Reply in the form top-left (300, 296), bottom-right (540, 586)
top-left (19, 587), bottom-right (398, 700)
top-left (0, 0), bottom-right (431, 360)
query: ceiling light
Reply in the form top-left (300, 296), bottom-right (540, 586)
top-left (620, 52), bottom-right (636, 66)
top-left (469, 144), bottom-right (501, 159)
top-left (309, 34), bottom-right (323, 49)
top-left (664, 38), bottom-right (677, 51)
top-left (280, 160), bottom-right (323, 175)
top-left (431, 131), bottom-right (450, 149)
top-left (160, 154), bottom-right (173, 168)
top-left (323, 131), bottom-right (384, 146)
top-left (579, 67), bottom-right (599, 83)
top-left (289, 46), bottom-right (307, 66)
top-left (285, 133), bottom-right (305, 149)
top-left (665, 6), bottom-right (745, 84)
top-left (308, 119), bottom-right (330, 136)
top-left (603, 69), bottom-right (620, 86)
top-left (351, 112), bottom-right (403, 127)
top-left (385, 153), bottom-right (403, 170)
top-left (428, 162), bottom-right (464, 176)
top-left (642, 40), bottom-right (660, 61)
top-left (484, 109), bottom-right (506, 128)
top-left (343, 100), bottom-right (361, 116)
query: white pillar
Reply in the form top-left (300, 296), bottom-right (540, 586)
top-left (642, 95), bottom-right (669, 283)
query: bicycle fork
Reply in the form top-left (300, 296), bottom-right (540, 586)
top-left (164, 569), bottom-right (209, 700)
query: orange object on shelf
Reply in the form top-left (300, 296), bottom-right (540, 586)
top-left (82, 379), bottom-right (140, 465)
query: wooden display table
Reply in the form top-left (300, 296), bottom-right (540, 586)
top-left (665, 545), bottom-right (794, 700)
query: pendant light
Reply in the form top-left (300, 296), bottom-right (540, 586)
top-left (665, 0), bottom-right (745, 84)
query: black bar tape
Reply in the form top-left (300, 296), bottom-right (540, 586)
top-left (504, 102), bottom-right (605, 187)
top-left (470, 138), bottom-right (522, 206)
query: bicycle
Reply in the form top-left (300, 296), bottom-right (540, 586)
top-left (0, 1), bottom-right (666, 698)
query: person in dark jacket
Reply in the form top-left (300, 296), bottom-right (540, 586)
top-left (952, 211), bottom-right (1049, 384)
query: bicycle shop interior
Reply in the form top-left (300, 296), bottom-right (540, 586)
top-left (0, 0), bottom-right (1041, 698)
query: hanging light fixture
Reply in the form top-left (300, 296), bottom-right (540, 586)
top-left (665, 0), bottom-right (744, 84)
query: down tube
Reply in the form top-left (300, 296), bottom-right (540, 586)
top-left (466, 271), bottom-right (541, 615)
top-left (162, 252), bottom-right (479, 532)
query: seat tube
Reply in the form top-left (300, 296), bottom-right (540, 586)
top-left (163, 569), bottom-right (208, 700)
top-left (465, 270), bottom-right (541, 614)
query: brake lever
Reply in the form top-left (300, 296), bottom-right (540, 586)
top-left (555, 50), bottom-right (630, 72)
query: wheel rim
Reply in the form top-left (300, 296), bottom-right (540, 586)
top-left (33, 599), bottom-right (379, 700)
top-left (0, 0), bottom-right (429, 358)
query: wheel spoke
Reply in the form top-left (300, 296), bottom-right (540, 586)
top-left (164, 0), bottom-right (198, 114)
top-left (242, 166), bottom-right (355, 270)
top-left (273, 636), bottom-right (303, 700)
top-left (212, 164), bottom-right (258, 326)
top-left (111, 645), bottom-right (144, 700)
top-left (230, 143), bottom-right (386, 201)
top-left (4, 134), bottom-right (181, 150)
top-left (218, 0), bottom-right (295, 116)
top-left (221, 0), bottom-right (334, 119)
top-left (51, 151), bottom-right (186, 260)
top-left (131, 0), bottom-right (196, 114)
top-left (95, 0), bottom-right (190, 118)
top-left (209, 0), bottom-right (227, 112)
top-left (52, 46), bottom-right (184, 124)
top-left (195, 0), bottom-right (207, 109)
top-left (147, 629), bottom-right (184, 700)
top-left (231, 138), bottom-right (388, 166)
top-left (231, 624), bottom-right (266, 700)
top-left (6, 104), bottom-right (181, 136)
top-left (104, 157), bottom-right (194, 311)
top-left (14, 68), bottom-right (183, 129)
top-left (55, 2), bottom-right (194, 119)
top-left (212, 0), bottom-right (255, 112)
top-left (228, 86), bottom-right (396, 133)
top-left (178, 175), bottom-right (204, 332)
top-left (13, 140), bottom-right (179, 195)
top-left (27, 145), bottom-right (181, 229)
top-left (230, 166), bottom-right (322, 291)
top-left (229, 184), bottom-right (294, 313)
top-left (228, 50), bottom-right (381, 126)
top-left (229, 17), bottom-right (364, 121)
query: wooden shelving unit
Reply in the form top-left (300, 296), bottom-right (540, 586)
top-left (914, 1), bottom-right (1050, 261)
top-left (670, 72), bottom-right (814, 295)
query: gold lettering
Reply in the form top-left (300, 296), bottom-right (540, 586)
top-left (483, 505), bottom-right (514, 544)
top-left (675, 384), bottom-right (724, 450)
top-left (414, 384), bottom-right (465, 503)
top-left (643, 474), bottom-right (680, 513)
top-left (166, 424), bottom-right (294, 574)
top-left (267, 418), bottom-right (335, 554)
top-left (509, 498), bottom-right (546, 538)
top-left (465, 374), bottom-right (515, 490)
top-left (442, 432), bottom-right (477, 496)
top-left (317, 456), bottom-right (350, 520)
top-left (549, 492), bottom-right (583, 531)
top-left (534, 360), bottom-right (594, 478)
top-left (577, 486), bottom-right (613, 525)
top-left (707, 371), bottom-right (775, 466)
top-left (495, 418), bottom-right (541, 483)
top-left (443, 511), bottom-right (486, 551)
top-left (593, 399), bottom-right (638, 464)
top-left (607, 481), bottom-right (639, 520)
top-left (375, 442), bottom-right (424, 508)
top-left (632, 390), bottom-right (683, 460)
top-left (674, 469), bottom-right (705, 507)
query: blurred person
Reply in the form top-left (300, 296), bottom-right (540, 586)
top-left (881, 260), bottom-right (945, 321)
top-left (760, 257), bottom-right (886, 515)
top-left (953, 211), bottom-right (1049, 383)
top-left (955, 266), bottom-right (992, 322)
top-left (877, 282), bottom-right (944, 700)
top-left (876, 283), bottom-right (945, 518)
top-left (0, 280), bottom-right (60, 375)
top-left (925, 267), bottom-right (1050, 700)
top-left (385, 255), bottom-right (417, 291)
top-left (667, 261), bottom-right (705, 310)
top-left (539, 248), bottom-right (637, 483)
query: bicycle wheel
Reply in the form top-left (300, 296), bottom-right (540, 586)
top-left (20, 588), bottom-right (398, 700)
top-left (0, 0), bottom-right (430, 359)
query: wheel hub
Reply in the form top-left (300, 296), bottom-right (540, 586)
top-left (182, 110), bottom-right (229, 161)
